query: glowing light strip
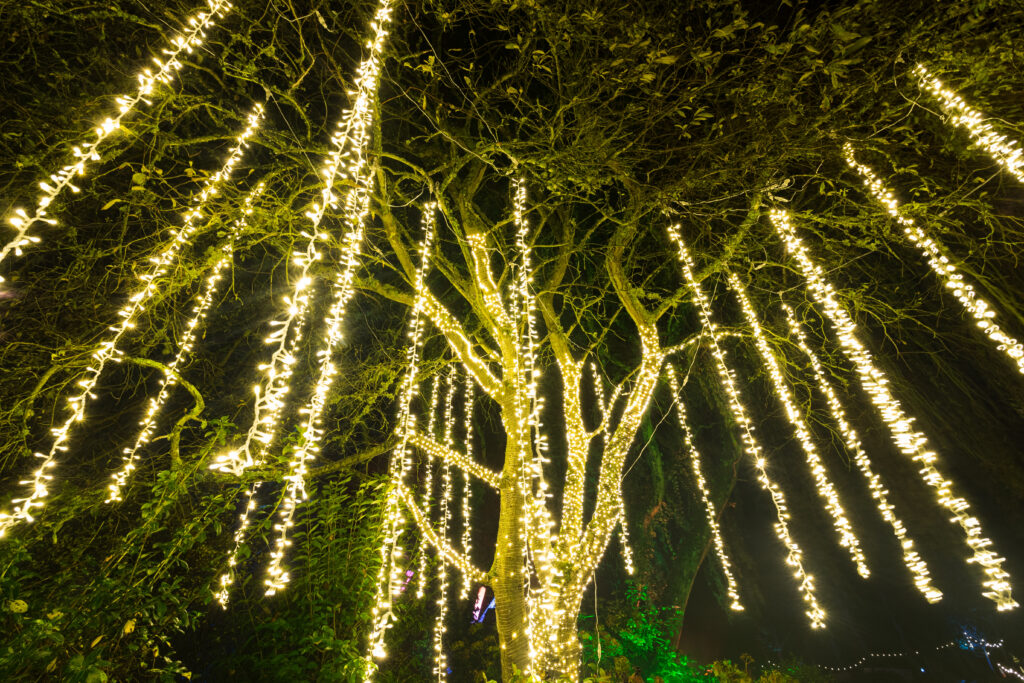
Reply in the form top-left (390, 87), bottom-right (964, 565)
top-left (666, 363), bottom-right (742, 610)
top-left (781, 301), bottom-right (942, 602)
top-left (433, 369), bottom-right (456, 682)
top-left (214, 481), bottom-right (263, 608)
top-left (771, 208), bottom-right (1016, 611)
top-left (728, 272), bottom-right (870, 577)
top-left (416, 373), bottom-right (442, 599)
top-left (915, 64), bottom-right (1024, 185)
top-left (589, 362), bottom-right (633, 575)
top-left (460, 369), bottom-right (474, 599)
top-left (668, 225), bottom-right (825, 628)
top-left (0, 0), bottom-right (234, 279)
top-left (365, 202), bottom-right (435, 670)
top-left (0, 103), bottom-right (264, 537)
top-left (845, 145), bottom-right (1024, 374)
top-left (211, 0), bottom-right (394, 475)
top-left (106, 183), bottom-right (264, 503)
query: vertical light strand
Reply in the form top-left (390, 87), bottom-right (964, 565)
top-left (210, 0), bottom-right (394, 475)
top-left (771, 208), bottom-right (1016, 611)
top-left (214, 481), bottom-right (263, 608)
top-left (667, 225), bottom-right (826, 628)
top-left (590, 362), bottom-right (633, 575)
top-left (914, 64), bottom-right (1024, 185)
top-left (666, 363), bottom-right (743, 610)
top-left (106, 182), bottom-right (265, 503)
top-left (415, 372), bottom-right (442, 599)
top-left (365, 203), bottom-right (436, 671)
top-left (460, 367), bottom-right (474, 600)
top-left (727, 271), bottom-right (870, 578)
top-left (0, 0), bottom-right (234, 277)
top-left (844, 145), bottom-right (1024, 374)
top-left (0, 103), bottom-right (265, 537)
top-left (780, 301), bottom-right (943, 603)
top-left (433, 367), bottom-right (456, 682)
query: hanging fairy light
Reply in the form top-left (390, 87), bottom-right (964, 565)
top-left (667, 225), bottom-right (826, 629)
top-left (727, 271), bottom-right (870, 578)
top-left (460, 369), bottom-right (475, 600)
top-left (666, 363), bottom-right (743, 611)
top-left (0, 0), bottom-right (234, 278)
top-left (432, 368), bottom-right (456, 682)
top-left (914, 64), bottom-right (1024, 185)
top-left (211, 0), bottom-right (394, 476)
top-left (771, 208), bottom-right (1016, 611)
top-left (214, 482), bottom-right (263, 608)
top-left (844, 145), bottom-right (1024, 374)
top-left (365, 201), bottom-right (437, 671)
top-left (415, 372), bottom-right (442, 599)
top-left (780, 301), bottom-right (942, 602)
top-left (107, 183), bottom-right (265, 503)
top-left (0, 102), bottom-right (264, 537)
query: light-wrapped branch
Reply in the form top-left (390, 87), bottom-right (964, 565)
top-left (408, 430), bottom-right (500, 489)
top-left (396, 484), bottom-right (488, 585)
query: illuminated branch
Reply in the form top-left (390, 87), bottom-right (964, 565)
top-left (408, 430), bottom-right (499, 489)
top-left (396, 484), bottom-right (487, 585)
top-left (421, 292), bottom-right (503, 399)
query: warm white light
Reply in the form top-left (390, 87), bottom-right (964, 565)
top-left (771, 208), bottom-right (1016, 611)
top-left (0, 0), bottom-right (234, 279)
top-left (214, 482), bottom-right (263, 608)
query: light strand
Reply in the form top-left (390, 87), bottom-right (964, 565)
top-left (210, 0), bottom-right (394, 475)
top-left (914, 64), bottom-right (1024, 185)
top-left (845, 145), bottom-right (1024, 374)
top-left (0, 102), bottom-right (264, 537)
top-left (727, 271), bottom-right (870, 578)
top-left (0, 0), bottom-right (234, 279)
top-left (666, 363), bottom-right (742, 610)
top-left (668, 225), bottom-right (826, 628)
top-left (433, 368), bottom-right (456, 682)
top-left (415, 372), bottom-right (442, 599)
top-left (780, 301), bottom-right (942, 602)
top-left (106, 183), bottom-right (265, 503)
top-left (460, 368), bottom-right (474, 600)
top-left (214, 481), bottom-right (263, 608)
top-left (771, 208), bottom-right (1016, 611)
top-left (590, 362), bottom-right (633, 576)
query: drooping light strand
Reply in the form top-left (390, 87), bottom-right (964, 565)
top-left (770, 208), bottom-right (1016, 611)
top-left (667, 225), bottom-right (826, 628)
top-left (727, 271), bottom-right (870, 578)
top-left (666, 363), bottom-right (743, 611)
top-left (460, 368), bottom-right (474, 600)
top-left (844, 145), bottom-right (1024, 374)
top-left (210, 0), bottom-right (394, 476)
top-left (0, 0), bottom-right (233, 278)
top-left (914, 64), bottom-right (1024, 185)
top-left (589, 362), bottom-right (633, 575)
top-left (107, 183), bottom-right (265, 503)
top-left (780, 301), bottom-right (942, 603)
top-left (415, 373), bottom-right (442, 600)
top-left (214, 482), bottom-right (263, 608)
top-left (365, 201), bottom-right (436, 671)
top-left (432, 368), bottom-right (456, 682)
top-left (0, 103), bottom-right (265, 537)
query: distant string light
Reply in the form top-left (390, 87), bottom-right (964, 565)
top-left (667, 225), bottom-right (825, 629)
top-left (914, 64), bottom-right (1024, 185)
top-left (780, 301), bottom-right (942, 603)
top-left (666, 363), bottom-right (742, 611)
top-left (845, 145), bottom-right (1024, 374)
top-left (727, 271), bottom-right (870, 578)
top-left (0, 102), bottom-right (264, 537)
top-left (460, 370), bottom-right (474, 600)
top-left (106, 183), bottom-right (265, 503)
top-left (771, 208), bottom-right (1017, 611)
top-left (0, 0), bottom-right (234, 279)
top-left (214, 482), bottom-right (263, 608)
top-left (210, 0), bottom-right (393, 475)
top-left (365, 201), bottom-right (436, 673)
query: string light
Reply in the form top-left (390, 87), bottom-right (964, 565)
top-left (727, 271), bottom-right (870, 578)
top-left (107, 183), bottom-right (265, 503)
top-left (0, 102), bottom-right (265, 537)
top-left (914, 64), bottom-right (1024, 185)
top-left (433, 368), bottom-right (456, 682)
top-left (0, 0), bottom-right (234, 279)
top-left (667, 225), bottom-right (826, 629)
top-left (588, 362), bottom-right (633, 576)
top-left (666, 363), bottom-right (742, 610)
top-left (211, 0), bottom-right (394, 475)
top-left (214, 482), bottom-right (263, 608)
top-left (416, 373), bottom-right (442, 599)
top-left (845, 145), bottom-right (1024, 374)
top-left (780, 301), bottom-right (942, 602)
top-left (460, 369), bottom-right (474, 599)
top-left (771, 208), bottom-right (1017, 611)
top-left (365, 201), bottom-right (436, 674)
